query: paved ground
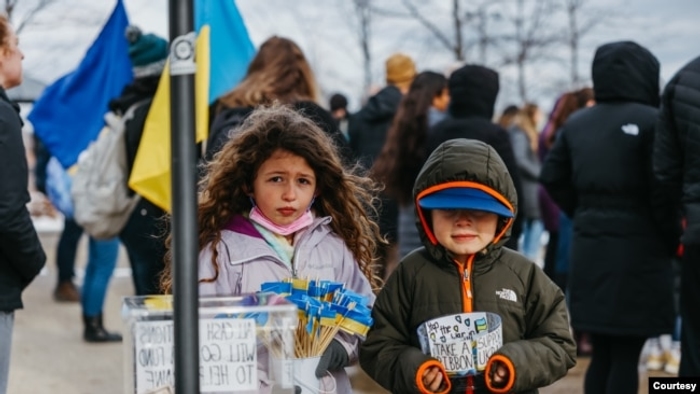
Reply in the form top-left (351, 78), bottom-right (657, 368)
top-left (7, 225), bottom-right (673, 394)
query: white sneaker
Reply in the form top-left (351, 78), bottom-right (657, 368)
top-left (664, 344), bottom-right (681, 375)
top-left (646, 338), bottom-right (665, 371)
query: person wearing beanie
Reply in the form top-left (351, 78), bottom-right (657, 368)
top-left (70, 25), bottom-right (170, 344)
top-left (329, 93), bottom-right (350, 141)
top-left (385, 53), bottom-right (417, 93)
top-left (348, 52), bottom-right (417, 279)
top-left (114, 25), bottom-right (170, 299)
top-left (425, 64), bottom-right (524, 251)
top-left (125, 25), bottom-right (168, 78)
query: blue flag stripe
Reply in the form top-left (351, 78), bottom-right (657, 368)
top-left (195, 0), bottom-right (255, 103)
top-left (28, 0), bottom-right (132, 168)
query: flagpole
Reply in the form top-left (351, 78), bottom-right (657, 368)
top-left (169, 0), bottom-right (199, 393)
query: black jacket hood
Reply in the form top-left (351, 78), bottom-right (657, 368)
top-left (448, 65), bottom-right (499, 119)
top-left (361, 85), bottom-right (402, 122)
top-left (592, 41), bottom-right (660, 106)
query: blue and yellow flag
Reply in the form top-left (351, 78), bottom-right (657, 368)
top-left (129, 0), bottom-right (255, 212)
top-left (28, 0), bottom-right (132, 168)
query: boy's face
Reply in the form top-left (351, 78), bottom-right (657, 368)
top-left (431, 209), bottom-right (498, 263)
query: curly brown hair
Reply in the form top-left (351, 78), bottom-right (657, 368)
top-left (160, 104), bottom-right (384, 293)
top-left (215, 36), bottom-right (319, 112)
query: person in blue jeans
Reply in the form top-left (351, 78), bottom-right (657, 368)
top-left (53, 218), bottom-right (82, 301)
top-left (81, 236), bottom-right (122, 342)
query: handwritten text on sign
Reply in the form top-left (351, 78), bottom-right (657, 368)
top-left (417, 312), bottom-right (503, 374)
top-left (134, 318), bottom-right (257, 393)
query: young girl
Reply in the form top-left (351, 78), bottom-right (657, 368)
top-left (162, 104), bottom-right (382, 393)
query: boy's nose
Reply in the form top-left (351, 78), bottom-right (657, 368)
top-left (454, 211), bottom-right (474, 224)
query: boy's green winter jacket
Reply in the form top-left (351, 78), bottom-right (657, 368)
top-left (360, 139), bottom-right (576, 393)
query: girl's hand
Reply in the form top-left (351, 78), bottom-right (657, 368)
top-left (490, 361), bottom-right (510, 387)
top-left (422, 366), bottom-right (446, 392)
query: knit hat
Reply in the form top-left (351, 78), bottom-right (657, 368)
top-left (329, 93), bottom-right (348, 112)
top-left (385, 53), bottom-right (416, 86)
top-left (125, 25), bottom-right (168, 78)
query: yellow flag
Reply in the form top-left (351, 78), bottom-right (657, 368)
top-left (128, 26), bottom-right (211, 212)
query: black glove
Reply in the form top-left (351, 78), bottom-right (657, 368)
top-left (315, 339), bottom-right (349, 378)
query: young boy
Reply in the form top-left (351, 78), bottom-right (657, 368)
top-left (360, 139), bottom-right (576, 393)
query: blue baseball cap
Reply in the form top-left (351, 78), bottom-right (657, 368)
top-left (418, 188), bottom-right (513, 218)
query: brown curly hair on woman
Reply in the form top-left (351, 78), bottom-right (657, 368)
top-left (160, 103), bottom-right (385, 293)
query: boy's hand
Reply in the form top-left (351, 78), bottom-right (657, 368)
top-left (422, 366), bottom-right (446, 392)
top-left (490, 361), bottom-right (510, 387)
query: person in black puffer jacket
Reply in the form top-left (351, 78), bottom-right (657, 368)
top-left (426, 65), bottom-right (524, 250)
top-left (344, 53), bottom-right (417, 279)
top-left (541, 41), bottom-right (677, 394)
top-left (653, 54), bottom-right (700, 376)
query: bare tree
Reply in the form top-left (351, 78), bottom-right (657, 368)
top-left (354, 0), bottom-right (373, 92)
top-left (397, 0), bottom-right (465, 61)
top-left (465, 1), bottom-right (504, 65)
top-left (3, 0), bottom-right (57, 34)
top-left (498, 0), bottom-right (561, 101)
top-left (565, 0), bottom-right (609, 87)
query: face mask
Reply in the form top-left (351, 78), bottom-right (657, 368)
top-left (249, 206), bottom-right (314, 236)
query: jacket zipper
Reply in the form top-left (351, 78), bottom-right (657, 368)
top-left (456, 255), bottom-right (476, 394)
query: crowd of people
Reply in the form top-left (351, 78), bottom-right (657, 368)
top-left (1, 11), bottom-right (699, 394)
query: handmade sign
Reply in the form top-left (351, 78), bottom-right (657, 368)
top-left (122, 294), bottom-right (298, 394)
top-left (417, 312), bottom-right (503, 376)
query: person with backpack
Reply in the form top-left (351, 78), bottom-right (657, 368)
top-left (113, 25), bottom-right (169, 296)
top-left (69, 26), bottom-right (170, 343)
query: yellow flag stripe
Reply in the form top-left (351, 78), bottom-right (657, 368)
top-left (128, 26), bottom-right (211, 212)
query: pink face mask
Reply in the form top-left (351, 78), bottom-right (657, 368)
top-left (249, 206), bottom-right (314, 236)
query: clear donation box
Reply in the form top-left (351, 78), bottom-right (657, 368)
top-left (122, 293), bottom-right (298, 394)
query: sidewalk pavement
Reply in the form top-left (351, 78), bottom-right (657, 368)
top-left (7, 226), bottom-right (669, 393)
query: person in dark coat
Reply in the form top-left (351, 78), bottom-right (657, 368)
top-left (0, 16), bottom-right (46, 393)
top-left (113, 25), bottom-right (170, 297)
top-left (426, 64), bottom-right (523, 250)
top-left (540, 41), bottom-right (676, 394)
top-left (348, 53), bottom-right (417, 278)
top-left (653, 54), bottom-right (700, 376)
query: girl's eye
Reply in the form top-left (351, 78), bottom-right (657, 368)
top-left (298, 178), bottom-right (312, 185)
top-left (269, 176), bottom-right (283, 183)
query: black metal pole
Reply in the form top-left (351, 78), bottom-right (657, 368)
top-left (169, 1), bottom-right (199, 393)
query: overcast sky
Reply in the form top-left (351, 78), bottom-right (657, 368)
top-left (15, 0), bottom-right (700, 113)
